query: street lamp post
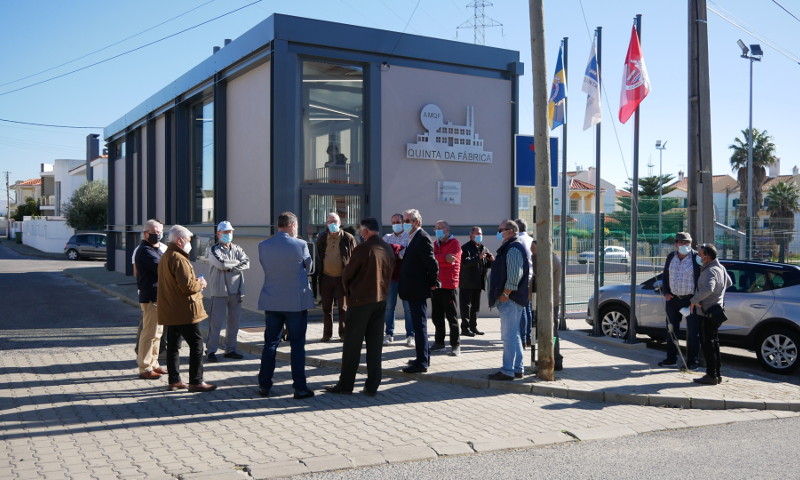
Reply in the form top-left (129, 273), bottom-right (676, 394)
top-left (738, 39), bottom-right (762, 260)
top-left (655, 140), bottom-right (667, 256)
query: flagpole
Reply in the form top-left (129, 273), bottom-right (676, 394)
top-left (591, 27), bottom-right (603, 337)
top-left (559, 36), bottom-right (568, 331)
top-left (626, 14), bottom-right (643, 344)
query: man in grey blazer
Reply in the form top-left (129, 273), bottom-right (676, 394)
top-left (257, 212), bottom-right (316, 399)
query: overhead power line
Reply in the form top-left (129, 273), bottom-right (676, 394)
top-left (771, 0), bottom-right (800, 24)
top-left (0, 118), bottom-right (103, 129)
top-left (0, 0), bottom-right (218, 88)
top-left (0, 0), bottom-right (264, 97)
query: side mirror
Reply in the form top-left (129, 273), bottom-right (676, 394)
top-left (653, 280), bottom-right (663, 293)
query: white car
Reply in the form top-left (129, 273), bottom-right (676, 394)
top-left (577, 246), bottom-right (630, 264)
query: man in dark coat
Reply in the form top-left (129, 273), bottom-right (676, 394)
top-left (398, 208), bottom-right (440, 373)
top-left (459, 226), bottom-right (494, 336)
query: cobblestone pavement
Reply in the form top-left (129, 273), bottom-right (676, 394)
top-left (2, 334), bottom-right (798, 480)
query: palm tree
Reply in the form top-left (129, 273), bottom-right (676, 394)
top-left (729, 128), bottom-right (778, 230)
top-left (765, 181), bottom-right (800, 262)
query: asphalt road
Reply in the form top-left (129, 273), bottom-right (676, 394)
top-left (297, 416), bottom-right (800, 480)
top-left (0, 243), bottom-right (139, 350)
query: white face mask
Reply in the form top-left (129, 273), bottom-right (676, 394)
top-left (182, 241), bottom-right (192, 254)
top-left (678, 245), bottom-right (690, 255)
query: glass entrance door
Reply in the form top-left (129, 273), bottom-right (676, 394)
top-left (301, 191), bottom-right (364, 242)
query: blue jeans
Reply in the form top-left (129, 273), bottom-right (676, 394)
top-left (519, 301), bottom-right (532, 343)
top-left (258, 310), bottom-right (308, 393)
top-left (384, 280), bottom-right (413, 337)
top-left (498, 300), bottom-right (524, 376)
top-left (407, 299), bottom-right (430, 368)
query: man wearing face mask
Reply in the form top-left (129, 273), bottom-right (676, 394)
top-left (431, 220), bottom-right (462, 356)
top-left (690, 243), bottom-right (732, 385)
top-left (658, 231), bottom-right (702, 370)
top-left (204, 221), bottom-right (250, 362)
top-left (399, 208), bottom-right (440, 373)
top-left (158, 225), bottom-right (215, 392)
top-left (316, 212), bottom-right (357, 342)
top-left (459, 227), bottom-right (494, 336)
top-left (382, 213), bottom-right (413, 347)
top-left (135, 219), bottom-right (167, 380)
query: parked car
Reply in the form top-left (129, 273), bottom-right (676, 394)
top-left (64, 233), bottom-right (107, 260)
top-left (578, 246), bottom-right (630, 264)
top-left (585, 259), bottom-right (800, 374)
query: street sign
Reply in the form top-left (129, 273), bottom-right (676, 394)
top-left (514, 135), bottom-right (558, 187)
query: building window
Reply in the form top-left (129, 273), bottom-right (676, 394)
top-left (191, 97), bottom-right (214, 223)
top-left (569, 198), bottom-right (579, 213)
top-left (302, 60), bottom-right (364, 185)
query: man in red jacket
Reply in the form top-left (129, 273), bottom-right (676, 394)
top-left (431, 220), bottom-right (462, 356)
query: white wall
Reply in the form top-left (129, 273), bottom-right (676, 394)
top-left (225, 61), bottom-right (271, 312)
top-left (380, 66), bottom-right (512, 227)
top-left (22, 217), bottom-right (74, 253)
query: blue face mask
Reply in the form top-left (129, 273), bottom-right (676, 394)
top-left (678, 245), bottom-right (690, 255)
top-left (435, 229), bottom-right (445, 240)
top-left (403, 223), bottom-right (413, 234)
top-left (474, 235), bottom-right (483, 244)
top-left (392, 224), bottom-right (403, 234)
top-left (220, 233), bottom-right (233, 244)
top-left (497, 231), bottom-right (504, 241)
top-left (696, 254), bottom-right (704, 266)
top-left (328, 223), bottom-right (339, 234)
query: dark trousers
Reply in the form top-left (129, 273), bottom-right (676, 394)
top-left (665, 296), bottom-right (700, 365)
top-left (320, 274), bottom-right (347, 338)
top-left (166, 324), bottom-right (204, 385)
top-left (699, 314), bottom-right (722, 377)
top-left (431, 288), bottom-right (460, 347)
top-left (258, 310), bottom-right (308, 393)
top-left (407, 299), bottom-right (430, 368)
top-left (459, 288), bottom-right (482, 332)
top-left (338, 301), bottom-right (386, 393)
top-left (531, 306), bottom-right (563, 366)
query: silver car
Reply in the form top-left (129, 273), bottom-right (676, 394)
top-left (585, 260), bottom-right (800, 374)
top-left (578, 246), bottom-right (630, 264)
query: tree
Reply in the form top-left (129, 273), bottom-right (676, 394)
top-left (62, 180), bottom-right (108, 231)
top-left (624, 174), bottom-right (677, 197)
top-left (765, 181), bottom-right (800, 262)
top-left (729, 128), bottom-right (778, 229)
top-left (12, 197), bottom-right (40, 221)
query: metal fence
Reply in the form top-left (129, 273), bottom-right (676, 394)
top-left (554, 211), bottom-right (800, 313)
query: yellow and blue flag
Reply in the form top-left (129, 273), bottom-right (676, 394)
top-left (548, 45), bottom-right (567, 130)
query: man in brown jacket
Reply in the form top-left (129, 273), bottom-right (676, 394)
top-left (324, 217), bottom-right (394, 396)
top-left (157, 225), bottom-right (216, 393)
top-left (316, 212), bottom-right (357, 341)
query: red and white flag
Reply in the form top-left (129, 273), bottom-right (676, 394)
top-left (618, 25), bottom-right (650, 123)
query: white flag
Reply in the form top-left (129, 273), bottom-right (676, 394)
top-left (582, 38), bottom-right (602, 130)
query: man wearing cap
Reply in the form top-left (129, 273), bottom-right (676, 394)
top-left (205, 221), bottom-right (250, 362)
top-left (658, 231), bottom-right (702, 369)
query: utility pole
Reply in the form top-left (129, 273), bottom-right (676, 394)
top-left (529, 0), bottom-right (554, 381)
top-left (688, 0), bottom-right (715, 244)
top-left (4, 171), bottom-right (10, 239)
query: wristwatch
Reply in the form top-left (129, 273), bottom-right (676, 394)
top-left (500, 291), bottom-right (510, 299)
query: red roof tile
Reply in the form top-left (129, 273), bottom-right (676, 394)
top-left (16, 178), bottom-right (41, 186)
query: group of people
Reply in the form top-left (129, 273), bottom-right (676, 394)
top-left (659, 232), bottom-right (732, 385)
top-left (132, 209), bottom-right (565, 396)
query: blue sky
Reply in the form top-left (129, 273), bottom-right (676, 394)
top-left (1, 0), bottom-right (798, 213)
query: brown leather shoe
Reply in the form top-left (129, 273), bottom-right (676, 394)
top-left (188, 382), bottom-right (218, 393)
top-left (139, 371), bottom-right (162, 380)
top-left (153, 367), bottom-right (168, 375)
top-left (167, 382), bottom-right (187, 391)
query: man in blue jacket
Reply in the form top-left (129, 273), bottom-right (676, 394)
top-left (257, 212), bottom-right (315, 399)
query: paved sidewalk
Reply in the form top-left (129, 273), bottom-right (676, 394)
top-left (2, 256), bottom-right (799, 479)
top-left (64, 265), bottom-right (800, 412)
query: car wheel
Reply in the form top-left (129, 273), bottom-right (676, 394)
top-left (67, 249), bottom-right (80, 260)
top-left (755, 327), bottom-right (800, 374)
top-left (599, 305), bottom-right (629, 338)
